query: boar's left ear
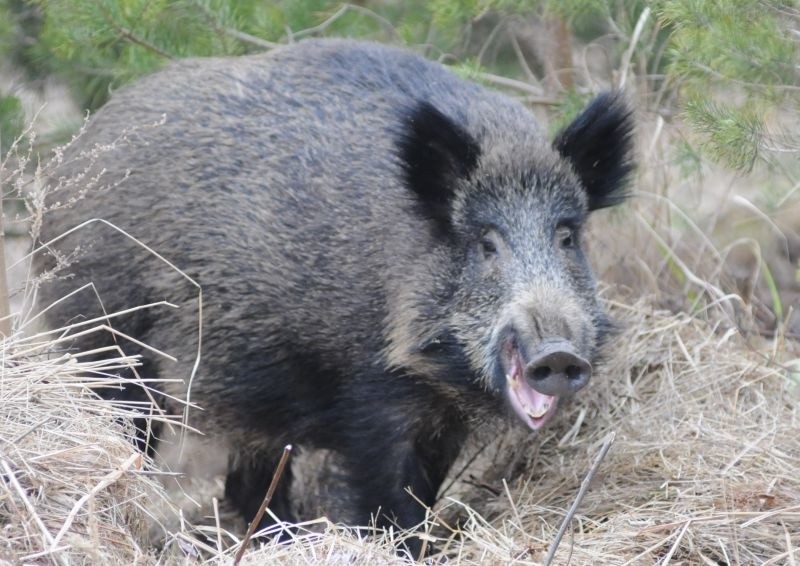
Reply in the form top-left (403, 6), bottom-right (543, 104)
top-left (553, 92), bottom-right (635, 211)
top-left (400, 101), bottom-right (480, 227)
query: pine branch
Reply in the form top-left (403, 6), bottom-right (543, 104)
top-left (98, 4), bottom-right (173, 60)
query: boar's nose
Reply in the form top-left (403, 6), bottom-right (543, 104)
top-left (524, 339), bottom-right (592, 396)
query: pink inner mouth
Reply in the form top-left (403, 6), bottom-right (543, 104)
top-left (504, 343), bottom-right (558, 430)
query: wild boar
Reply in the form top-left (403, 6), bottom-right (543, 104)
top-left (37, 39), bottom-right (633, 555)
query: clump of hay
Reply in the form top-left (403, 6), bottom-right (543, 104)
top-left (0, 330), bottom-right (171, 564)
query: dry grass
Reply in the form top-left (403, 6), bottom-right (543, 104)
top-left (0, 332), bottom-right (167, 565)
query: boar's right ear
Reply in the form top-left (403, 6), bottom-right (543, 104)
top-left (399, 101), bottom-right (480, 227)
top-left (553, 92), bottom-right (635, 211)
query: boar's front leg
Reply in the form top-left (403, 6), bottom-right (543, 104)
top-left (225, 445), bottom-right (295, 533)
top-left (341, 406), bottom-right (466, 557)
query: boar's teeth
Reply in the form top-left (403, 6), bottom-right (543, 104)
top-left (526, 405), bottom-right (549, 419)
top-left (507, 373), bottom-right (549, 418)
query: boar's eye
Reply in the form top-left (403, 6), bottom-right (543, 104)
top-left (556, 225), bottom-right (577, 249)
top-left (480, 237), bottom-right (497, 258)
top-left (478, 231), bottom-right (501, 261)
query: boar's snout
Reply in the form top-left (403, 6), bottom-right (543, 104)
top-left (524, 339), bottom-right (592, 397)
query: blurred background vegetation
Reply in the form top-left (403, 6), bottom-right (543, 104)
top-left (1, 0), bottom-right (798, 168)
top-left (0, 0), bottom-right (798, 338)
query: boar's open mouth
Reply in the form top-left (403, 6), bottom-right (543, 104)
top-left (501, 339), bottom-right (559, 430)
top-left (499, 336), bottom-right (592, 431)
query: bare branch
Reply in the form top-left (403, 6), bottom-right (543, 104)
top-left (544, 432), bottom-right (616, 566)
top-left (233, 445), bottom-right (293, 566)
top-left (291, 3), bottom-right (401, 41)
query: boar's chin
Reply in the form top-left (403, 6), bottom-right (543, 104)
top-left (502, 341), bottom-right (559, 430)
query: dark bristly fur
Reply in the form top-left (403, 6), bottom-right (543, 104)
top-left (553, 91), bottom-right (635, 210)
top-left (36, 40), bottom-right (634, 557)
top-left (400, 102), bottom-right (481, 227)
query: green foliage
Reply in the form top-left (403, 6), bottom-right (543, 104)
top-left (0, 2), bottom-right (13, 59)
top-left (450, 58), bottom-right (487, 82)
top-left (28, 0), bottom-right (261, 108)
top-left (683, 98), bottom-right (763, 171)
top-left (0, 0), bottom-right (797, 171)
top-left (548, 90), bottom-right (588, 136)
top-left (543, 0), bottom-right (609, 20)
top-left (760, 259), bottom-right (784, 321)
top-left (660, 0), bottom-right (797, 91)
top-left (0, 94), bottom-right (25, 155)
top-left (21, 0), bottom-right (466, 109)
top-left (0, 0), bottom-right (45, 75)
top-left (427, 0), bottom-right (479, 45)
top-left (672, 139), bottom-right (704, 178)
top-left (658, 0), bottom-right (798, 170)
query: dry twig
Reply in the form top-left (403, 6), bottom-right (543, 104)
top-left (233, 444), bottom-right (294, 566)
top-left (543, 432), bottom-right (616, 566)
